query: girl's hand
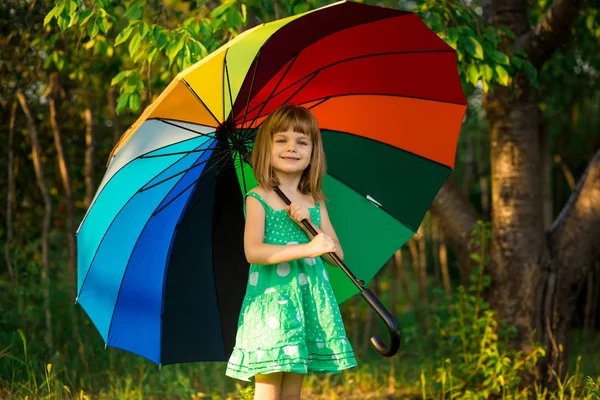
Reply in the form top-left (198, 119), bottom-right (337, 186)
top-left (285, 202), bottom-right (311, 224)
top-left (305, 233), bottom-right (336, 258)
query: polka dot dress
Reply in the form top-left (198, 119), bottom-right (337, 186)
top-left (225, 192), bottom-right (357, 381)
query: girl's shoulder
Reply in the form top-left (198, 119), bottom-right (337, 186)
top-left (246, 187), bottom-right (276, 213)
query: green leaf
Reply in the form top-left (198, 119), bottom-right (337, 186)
top-left (44, 5), bottom-right (59, 26)
top-left (79, 9), bottom-right (93, 26)
top-left (124, 4), bottom-right (143, 21)
top-left (166, 39), bottom-right (185, 66)
top-left (152, 26), bottom-right (169, 49)
top-left (464, 36), bottom-right (484, 60)
top-left (467, 63), bottom-right (479, 85)
top-left (116, 93), bottom-right (131, 114)
top-left (111, 70), bottom-right (130, 86)
top-left (200, 22), bottom-right (212, 38)
top-left (99, 17), bottom-right (110, 35)
top-left (129, 92), bottom-right (141, 112)
top-left (52, 52), bottom-right (66, 71)
top-left (68, 0), bottom-right (78, 15)
top-left (490, 51), bottom-right (510, 66)
top-left (294, 3), bottom-right (309, 14)
top-left (147, 47), bottom-right (158, 63)
top-left (481, 79), bottom-right (489, 92)
top-left (87, 18), bottom-right (100, 39)
top-left (484, 28), bottom-right (500, 45)
top-left (512, 57), bottom-right (523, 69)
top-left (57, 14), bottom-right (69, 31)
top-left (495, 65), bottom-right (509, 86)
top-left (128, 32), bottom-right (142, 58)
top-left (522, 60), bottom-right (539, 88)
top-left (123, 76), bottom-right (144, 93)
top-left (480, 64), bottom-right (493, 81)
top-left (138, 21), bottom-right (149, 38)
top-left (210, 0), bottom-right (235, 19)
top-left (115, 24), bottom-right (135, 46)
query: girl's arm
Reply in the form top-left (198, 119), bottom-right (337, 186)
top-left (244, 195), bottom-right (314, 265)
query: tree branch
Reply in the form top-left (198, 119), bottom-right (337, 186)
top-left (430, 177), bottom-right (481, 279)
top-left (548, 148), bottom-right (600, 281)
top-left (517, 0), bottom-right (584, 68)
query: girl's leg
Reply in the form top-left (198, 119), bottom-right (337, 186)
top-left (254, 372), bottom-right (283, 400)
top-left (280, 372), bottom-right (304, 400)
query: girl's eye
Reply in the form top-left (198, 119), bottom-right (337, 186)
top-left (298, 142), bottom-right (308, 146)
top-left (276, 139), bottom-right (285, 143)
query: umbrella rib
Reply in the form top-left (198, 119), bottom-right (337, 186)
top-left (180, 79), bottom-right (221, 125)
top-left (157, 118), bottom-right (218, 138)
top-left (152, 144), bottom-right (232, 216)
top-left (232, 10), bottom-right (413, 125)
top-left (141, 145), bottom-right (235, 193)
top-left (173, 148), bottom-right (235, 229)
top-left (246, 91), bottom-right (466, 125)
top-left (103, 146), bottom-right (207, 346)
top-left (240, 51), bottom-right (261, 132)
top-left (234, 49), bottom-right (457, 125)
top-left (324, 169), bottom-right (420, 234)
top-left (77, 134), bottom-right (211, 234)
top-left (235, 149), bottom-right (249, 195)
top-left (225, 60), bottom-right (235, 123)
top-left (322, 128), bottom-right (457, 170)
top-left (77, 140), bottom-right (210, 303)
top-left (245, 54), bottom-right (298, 130)
top-left (306, 97), bottom-right (330, 110)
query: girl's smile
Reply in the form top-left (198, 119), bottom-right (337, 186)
top-left (271, 130), bottom-right (312, 174)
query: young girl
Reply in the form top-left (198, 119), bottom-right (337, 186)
top-left (225, 105), bottom-right (356, 399)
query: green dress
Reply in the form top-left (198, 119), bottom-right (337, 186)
top-left (225, 192), bottom-right (357, 381)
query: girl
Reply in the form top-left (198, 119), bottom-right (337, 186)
top-left (225, 105), bottom-right (356, 399)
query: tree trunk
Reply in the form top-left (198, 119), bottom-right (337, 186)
top-left (437, 218), bottom-right (452, 296)
top-left (583, 269), bottom-right (595, 331)
top-left (477, 129), bottom-right (490, 218)
top-left (430, 178), bottom-right (479, 281)
top-left (417, 225), bottom-right (430, 314)
top-left (540, 123), bottom-right (553, 229)
top-left (48, 73), bottom-right (77, 286)
top-left (5, 101), bottom-right (18, 286)
top-left (485, 80), bottom-right (547, 354)
top-left (108, 87), bottom-right (122, 145)
top-left (430, 0), bottom-right (589, 384)
top-left (16, 89), bottom-right (54, 352)
top-left (546, 149), bottom-right (600, 375)
top-left (84, 107), bottom-right (95, 208)
top-left (389, 256), bottom-right (399, 317)
top-left (462, 136), bottom-right (474, 195)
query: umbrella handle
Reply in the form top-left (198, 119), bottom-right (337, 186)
top-left (273, 187), bottom-right (401, 357)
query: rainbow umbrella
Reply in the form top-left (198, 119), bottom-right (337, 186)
top-left (76, 1), bottom-right (466, 365)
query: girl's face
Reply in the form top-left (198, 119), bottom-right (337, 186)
top-left (270, 130), bottom-right (313, 175)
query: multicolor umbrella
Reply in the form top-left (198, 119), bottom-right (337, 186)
top-left (76, 1), bottom-right (466, 365)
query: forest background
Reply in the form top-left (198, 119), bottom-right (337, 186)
top-left (1, 0), bottom-right (600, 398)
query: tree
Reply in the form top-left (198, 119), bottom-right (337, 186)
top-left (432, 0), bottom-right (600, 380)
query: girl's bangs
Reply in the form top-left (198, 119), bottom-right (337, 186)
top-left (270, 109), bottom-right (318, 138)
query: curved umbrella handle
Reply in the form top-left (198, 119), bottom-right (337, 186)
top-left (273, 187), bottom-right (401, 357)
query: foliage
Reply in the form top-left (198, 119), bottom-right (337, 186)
top-left (40, 0), bottom-right (537, 115)
top-left (2, 229), bottom-right (599, 398)
top-left (2, 0), bottom-right (600, 398)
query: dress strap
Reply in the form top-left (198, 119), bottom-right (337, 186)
top-left (245, 191), bottom-right (274, 214)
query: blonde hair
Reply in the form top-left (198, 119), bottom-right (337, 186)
top-left (251, 104), bottom-right (326, 201)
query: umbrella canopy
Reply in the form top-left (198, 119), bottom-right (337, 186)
top-left (77, 0), bottom-right (466, 365)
